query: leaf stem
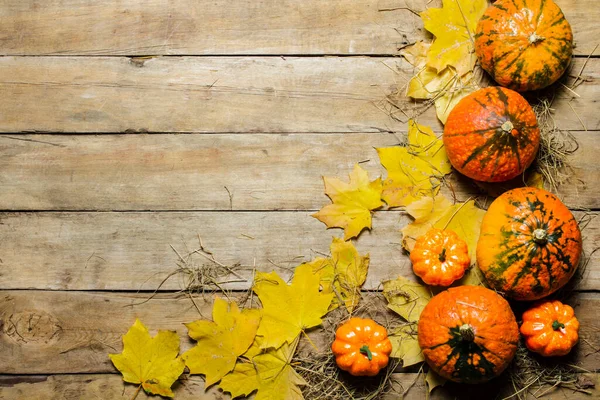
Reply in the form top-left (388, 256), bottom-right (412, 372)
top-left (301, 330), bottom-right (320, 352)
top-left (130, 385), bottom-right (142, 400)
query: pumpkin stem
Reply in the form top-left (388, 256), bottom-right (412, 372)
top-left (359, 345), bottom-right (373, 361)
top-left (532, 229), bottom-right (548, 245)
top-left (529, 33), bottom-right (546, 44)
top-left (439, 248), bottom-right (447, 262)
top-left (459, 324), bottom-right (475, 342)
top-left (552, 320), bottom-right (565, 331)
top-left (501, 120), bottom-right (514, 134)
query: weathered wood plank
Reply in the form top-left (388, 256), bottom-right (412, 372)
top-left (0, 0), bottom-right (597, 56)
top-left (0, 211), bottom-right (598, 291)
top-left (0, 131), bottom-right (597, 211)
top-left (1, 291), bottom-right (599, 374)
top-left (1, 373), bottom-right (597, 400)
top-left (0, 57), bottom-right (597, 133)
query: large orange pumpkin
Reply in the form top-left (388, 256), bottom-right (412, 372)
top-left (418, 286), bottom-right (519, 383)
top-left (477, 187), bottom-right (582, 300)
top-left (475, 0), bottom-right (573, 92)
top-left (443, 87), bottom-right (540, 182)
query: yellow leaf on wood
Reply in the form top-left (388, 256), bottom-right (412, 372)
top-left (312, 164), bottom-right (384, 240)
top-left (425, 368), bottom-right (448, 393)
top-left (182, 298), bottom-right (261, 388)
top-left (388, 325), bottom-right (424, 367)
top-left (420, 0), bottom-right (488, 76)
top-left (377, 120), bottom-right (451, 207)
top-left (382, 276), bottom-right (432, 322)
top-left (109, 319), bottom-right (185, 398)
top-left (307, 237), bottom-right (369, 312)
top-left (253, 263), bottom-right (334, 349)
top-left (219, 339), bottom-right (306, 400)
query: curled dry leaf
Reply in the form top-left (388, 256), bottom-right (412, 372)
top-left (182, 298), bottom-right (261, 388)
top-left (382, 276), bottom-right (432, 323)
top-left (312, 164), bottom-right (384, 240)
top-left (109, 319), bottom-right (185, 398)
top-left (253, 263), bottom-right (334, 349)
top-left (219, 338), bottom-right (306, 400)
top-left (305, 237), bottom-right (369, 313)
top-left (388, 325), bottom-right (424, 367)
top-left (420, 0), bottom-right (488, 76)
top-left (425, 368), bottom-right (448, 393)
top-left (377, 120), bottom-right (451, 207)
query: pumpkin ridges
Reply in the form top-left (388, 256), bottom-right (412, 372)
top-left (418, 286), bottom-right (519, 383)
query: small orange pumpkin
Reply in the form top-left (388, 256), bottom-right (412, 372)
top-left (418, 286), bottom-right (519, 383)
top-left (410, 228), bottom-right (470, 286)
top-left (477, 187), bottom-right (582, 300)
top-left (443, 87), bottom-right (540, 183)
top-left (331, 317), bottom-right (392, 376)
top-left (475, 0), bottom-right (573, 91)
top-left (520, 300), bottom-right (579, 357)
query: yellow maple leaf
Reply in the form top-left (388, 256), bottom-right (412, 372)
top-left (253, 263), bottom-right (334, 349)
top-left (382, 276), bottom-right (432, 322)
top-left (219, 338), bottom-right (306, 400)
top-left (377, 120), bottom-right (451, 207)
top-left (402, 42), bottom-right (480, 123)
top-left (182, 298), bottom-right (261, 388)
top-left (420, 0), bottom-right (488, 76)
top-left (388, 325), bottom-right (424, 367)
top-left (306, 237), bottom-right (369, 312)
top-left (400, 194), bottom-right (487, 284)
top-left (312, 164), bottom-right (384, 240)
top-left (109, 319), bottom-right (185, 398)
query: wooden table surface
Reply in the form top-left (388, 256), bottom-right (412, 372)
top-left (0, 1), bottom-right (598, 399)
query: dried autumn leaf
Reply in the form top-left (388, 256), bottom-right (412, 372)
top-left (219, 339), bottom-right (306, 400)
top-left (425, 369), bottom-right (447, 393)
top-left (402, 194), bottom-right (485, 263)
top-left (253, 263), bottom-right (334, 349)
top-left (402, 42), bottom-right (480, 123)
top-left (377, 120), bottom-right (451, 207)
top-left (312, 164), bottom-right (384, 240)
top-left (182, 298), bottom-right (261, 388)
top-left (307, 237), bottom-right (369, 312)
top-left (420, 0), bottom-right (488, 76)
top-left (388, 325), bottom-right (424, 367)
top-left (382, 276), bottom-right (432, 322)
top-left (109, 319), bottom-right (185, 398)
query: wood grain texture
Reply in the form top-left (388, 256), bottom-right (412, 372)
top-left (0, 56), bottom-right (597, 133)
top-left (1, 373), bottom-right (598, 400)
top-left (0, 211), bottom-right (598, 291)
top-left (1, 291), bottom-right (599, 374)
top-left (0, 0), bottom-right (597, 56)
top-left (0, 131), bottom-right (596, 211)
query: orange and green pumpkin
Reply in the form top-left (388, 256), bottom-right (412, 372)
top-left (477, 187), bottom-right (582, 301)
top-left (443, 87), bottom-right (540, 182)
top-left (475, 0), bottom-right (573, 92)
top-left (418, 286), bottom-right (519, 383)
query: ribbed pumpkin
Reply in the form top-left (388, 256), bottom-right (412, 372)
top-left (443, 87), bottom-right (540, 182)
top-left (418, 286), bottom-right (519, 383)
top-left (475, 0), bottom-right (573, 92)
top-left (477, 187), bottom-right (582, 301)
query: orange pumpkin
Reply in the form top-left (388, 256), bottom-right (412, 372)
top-left (443, 87), bottom-right (540, 182)
top-left (477, 187), bottom-right (582, 301)
top-left (331, 317), bottom-right (393, 376)
top-left (520, 300), bottom-right (579, 356)
top-left (475, 0), bottom-right (573, 92)
top-left (418, 286), bottom-right (519, 383)
top-left (410, 228), bottom-right (470, 286)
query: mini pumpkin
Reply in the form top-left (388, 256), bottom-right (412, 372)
top-left (520, 300), bottom-right (579, 357)
top-left (475, 0), bottom-right (573, 92)
top-left (443, 87), bottom-right (540, 183)
top-left (418, 286), bottom-right (519, 383)
top-left (410, 228), bottom-right (470, 286)
top-left (477, 187), bottom-right (582, 301)
top-left (331, 317), bottom-right (392, 376)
